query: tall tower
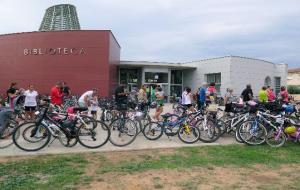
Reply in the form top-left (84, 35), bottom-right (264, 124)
top-left (39, 4), bottom-right (81, 31)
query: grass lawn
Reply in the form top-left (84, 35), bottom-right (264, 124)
top-left (1, 143), bottom-right (300, 190)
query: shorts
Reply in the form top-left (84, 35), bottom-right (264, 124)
top-left (25, 106), bottom-right (36, 112)
top-left (91, 110), bottom-right (97, 115)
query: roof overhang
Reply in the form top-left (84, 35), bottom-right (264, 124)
top-left (120, 61), bottom-right (196, 69)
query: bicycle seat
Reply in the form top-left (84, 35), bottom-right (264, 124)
top-left (73, 107), bottom-right (88, 112)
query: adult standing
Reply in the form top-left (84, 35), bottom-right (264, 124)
top-left (23, 84), bottom-right (38, 120)
top-left (279, 86), bottom-right (289, 103)
top-left (6, 82), bottom-right (19, 109)
top-left (206, 82), bottom-right (217, 104)
top-left (78, 88), bottom-right (98, 108)
top-left (197, 83), bottom-right (207, 110)
top-left (267, 86), bottom-right (275, 102)
top-left (50, 82), bottom-right (63, 106)
top-left (62, 81), bottom-right (71, 105)
top-left (258, 86), bottom-right (268, 103)
top-left (137, 85), bottom-right (148, 111)
top-left (224, 88), bottom-right (234, 112)
top-left (241, 84), bottom-right (253, 102)
top-left (154, 87), bottom-right (164, 121)
top-left (114, 85), bottom-right (128, 110)
top-left (182, 87), bottom-right (194, 112)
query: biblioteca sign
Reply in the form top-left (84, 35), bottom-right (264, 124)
top-left (23, 48), bottom-right (86, 56)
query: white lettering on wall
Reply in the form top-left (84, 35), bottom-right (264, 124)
top-left (23, 48), bottom-right (86, 56)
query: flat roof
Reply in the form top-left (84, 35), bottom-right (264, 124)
top-left (288, 68), bottom-right (300, 73)
top-left (120, 61), bottom-right (196, 69)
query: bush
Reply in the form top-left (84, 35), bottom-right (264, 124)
top-left (287, 85), bottom-right (300, 94)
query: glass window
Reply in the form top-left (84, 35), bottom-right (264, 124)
top-left (119, 69), bottom-right (139, 84)
top-left (206, 73), bottom-right (221, 93)
top-left (145, 72), bottom-right (168, 83)
top-left (171, 70), bottom-right (182, 84)
top-left (170, 85), bottom-right (182, 97)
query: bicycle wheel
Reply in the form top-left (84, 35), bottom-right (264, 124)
top-left (178, 124), bottom-right (200, 144)
top-left (142, 122), bottom-right (163, 140)
top-left (13, 122), bottom-right (51, 151)
top-left (109, 118), bottom-right (138, 147)
top-left (238, 120), bottom-right (267, 146)
top-left (58, 131), bottom-right (78, 147)
top-left (196, 118), bottom-right (221, 143)
top-left (234, 128), bottom-right (244, 143)
top-left (266, 128), bottom-right (286, 147)
top-left (77, 120), bottom-right (110, 149)
top-left (0, 119), bottom-right (19, 149)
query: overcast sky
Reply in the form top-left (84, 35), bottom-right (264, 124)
top-left (0, 0), bottom-right (299, 68)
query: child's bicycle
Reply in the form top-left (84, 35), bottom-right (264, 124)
top-left (142, 113), bottom-right (200, 144)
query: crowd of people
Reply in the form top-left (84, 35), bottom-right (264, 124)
top-left (0, 80), bottom-right (293, 122)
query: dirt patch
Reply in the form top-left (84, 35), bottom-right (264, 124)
top-left (96, 148), bottom-right (177, 164)
top-left (0, 155), bottom-right (37, 164)
top-left (80, 164), bottom-right (300, 190)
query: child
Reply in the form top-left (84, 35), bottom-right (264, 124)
top-left (90, 95), bottom-right (98, 120)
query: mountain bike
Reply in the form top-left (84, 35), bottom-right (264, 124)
top-left (13, 102), bottom-right (110, 151)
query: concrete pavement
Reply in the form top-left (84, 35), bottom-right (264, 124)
top-left (0, 104), bottom-right (237, 157)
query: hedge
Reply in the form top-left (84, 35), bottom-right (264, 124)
top-left (287, 85), bottom-right (300, 94)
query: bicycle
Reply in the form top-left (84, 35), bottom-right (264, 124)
top-left (109, 107), bottom-right (138, 147)
top-left (142, 113), bottom-right (200, 144)
top-left (13, 101), bottom-right (110, 151)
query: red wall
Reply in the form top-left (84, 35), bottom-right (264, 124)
top-left (0, 30), bottom-right (120, 97)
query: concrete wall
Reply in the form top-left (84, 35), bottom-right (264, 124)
top-left (183, 56), bottom-right (288, 96)
top-left (184, 57), bottom-right (231, 95)
top-left (0, 30), bottom-right (121, 97)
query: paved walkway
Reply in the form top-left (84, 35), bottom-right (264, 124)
top-left (0, 104), bottom-right (237, 157)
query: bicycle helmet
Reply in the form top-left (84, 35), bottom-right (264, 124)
top-left (284, 125), bottom-right (296, 134)
top-left (284, 104), bottom-right (294, 113)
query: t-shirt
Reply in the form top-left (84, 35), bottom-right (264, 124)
top-left (24, 90), bottom-right (38, 107)
top-left (51, 86), bottom-right (62, 105)
top-left (241, 88), bottom-right (253, 102)
top-left (182, 91), bottom-right (192, 105)
top-left (115, 86), bottom-right (127, 104)
top-left (225, 92), bottom-right (234, 104)
top-left (156, 91), bottom-right (164, 105)
top-left (90, 99), bottom-right (98, 111)
top-left (207, 86), bottom-right (216, 96)
top-left (137, 89), bottom-right (147, 103)
top-left (78, 91), bottom-right (93, 104)
top-left (198, 87), bottom-right (206, 103)
top-left (280, 90), bottom-right (289, 103)
top-left (267, 90), bottom-right (275, 102)
top-left (258, 90), bottom-right (268, 103)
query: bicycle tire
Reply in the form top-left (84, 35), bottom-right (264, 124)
top-left (142, 122), bottom-right (164, 140)
top-left (238, 120), bottom-right (267, 146)
top-left (196, 118), bottom-right (221, 143)
top-left (265, 128), bottom-right (286, 147)
top-left (13, 122), bottom-right (51, 152)
top-left (77, 120), bottom-right (110, 149)
top-left (178, 125), bottom-right (200, 144)
top-left (109, 118), bottom-right (138, 147)
top-left (0, 120), bottom-right (19, 149)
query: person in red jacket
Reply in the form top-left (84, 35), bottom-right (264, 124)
top-left (51, 82), bottom-right (63, 106)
